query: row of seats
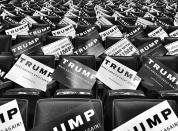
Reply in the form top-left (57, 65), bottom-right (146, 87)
top-left (1, 97), bottom-right (178, 131)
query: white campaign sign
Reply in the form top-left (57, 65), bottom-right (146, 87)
top-left (0, 100), bottom-right (26, 131)
top-left (96, 56), bottom-right (141, 90)
top-left (5, 24), bottom-right (29, 39)
top-left (99, 25), bottom-right (123, 41)
top-left (104, 37), bottom-right (138, 56)
top-left (169, 29), bottom-right (178, 37)
top-left (165, 40), bottom-right (178, 55)
top-left (59, 17), bottom-right (78, 27)
top-left (97, 16), bottom-right (113, 26)
top-left (5, 54), bottom-right (54, 91)
top-left (113, 101), bottom-right (178, 131)
top-left (41, 37), bottom-right (74, 59)
top-left (148, 26), bottom-right (169, 40)
top-left (52, 24), bottom-right (76, 38)
top-left (20, 16), bottom-right (37, 27)
top-left (135, 17), bottom-right (155, 28)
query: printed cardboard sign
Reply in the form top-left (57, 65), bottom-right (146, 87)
top-left (125, 26), bottom-right (146, 39)
top-left (144, 12), bottom-right (155, 18)
top-left (137, 57), bottom-right (178, 90)
top-left (1, 9), bottom-right (15, 17)
top-left (52, 56), bottom-right (96, 89)
top-left (113, 101), bottom-right (178, 131)
top-left (5, 24), bottom-right (29, 39)
top-left (165, 40), bottom-right (178, 55)
top-left (28, 26), bottom-right (51, 36)
top-left (148, 26), bottom-right (169, 41)
top-left (104, 37), bottom-right (138, 56)
top-left (11, 36), bottom-right (42, 57)
top-left (29, 102), bottom-right (104, 131)
top-left (52, 24), bottom-right (76, 39)
top-left (0, 100), bottom-right (26, 131)
top-left (134, 38), bottom-right (168, 57)
top-left (99, 25), bottom-right (123, 41)
top-left (4, 16), bottom-right (19, 24)
top-left (41, 37), bottom-right (74, 59)
top-left (73, 38), bottom-right (105, 58)
top-left (59, 17), bottom-right (78, 27)
top-left (20, 16), bottom-right (37, 27)
top-left (40, 16), bottom-right (56, 27)
top-left (116, 17), bottom-right (130, 26)
top-left (169, 29), bottom-right (178, 37)
top-left (97, 16), bottom-right (113, 26)
top-left (96, 56), bottom-right (141, 90)
top-left (135, 17), bottom-right (155, 28)
top-left (5, 54), bottom-right (54, 91)
top-left (76, 26), bottom-right (97, 37)
top-left (33, 10), bottom-right (47, 16)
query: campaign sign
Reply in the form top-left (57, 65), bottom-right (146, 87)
top-left (5, 54), bottom-right (54, 91)
top-left (59, 17), bottom-right (78, 27)
top-left (125, 26), bottom-right (146, 39)
top-left (0, 100), bottom-right (26, 131)
top-left (148, 26), bottom-right (169, 41)
top-left (137, 57), bottom-right (178, 90)
top-left (28, 26), bottom-right (51, 36)
top-left (52, 56), bottom-right (96, 89)
top-left (11, 36), bottom-right (42, 57)
top-left (76, 26), bottom-right (98, 38)
top-left (97, 16), bottom-right (113, 26)
top-left (41, 37), bottom-right (74, 59)
top-left (20, 16), bottom-right (37, 27)
top-left (134, 38), bottom-right (168, 57)
top-left (4, 16), bottom-right (19, 25)
top-left (165, 40), bottom-right (178, 55)
top-left (29, 102), bottom-right (104, 131)
top-left (52, 24), bottom-right (76, 39)
top-left (96, 56), bottom-right (141, 90)
top-left (104, 37), bottom-right (138, 56)
top-left (40, 16), bottom-right (56, 28)
top-left (169, 29), bottom-right (178, 37)
top-left (113, 101), bottom-right (178, 131)
top-left (99, 25), bottom-right (123, 41)
top-left (135, 17), bottom-right (155, 28)
top-left (73, 38), bottom-right (105, 58)
top-left (5, 24), bottom-right (29, 39)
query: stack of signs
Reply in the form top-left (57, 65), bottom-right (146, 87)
top-left (148, 26), bottom-right (169, 41)
top-left (52, 24), bottom-right (76, 39)
top-left (11, 36), bottom-right (43, 57)
top-left (96, 56), bottom-right (141, 90)
top-left (135, 17), bottom-right (155, 28)
top-left (0, 100), bottom-right (26, 131)
top-left (52, 56), bottom-right (96, 89)
top-left (28, 26), bottom-right (51, 36)
top-left (134, 38), bottom-right (168, 57)
top-left (104, 37), bottom-right (138, 56)
top-left (76, 26), bottom-right (99, 39)
top-left (29, 102), bottom-right (104, 131)
top-left (169, 29), bottom-right (178, 37)
top-left (5, 24), bottom-right (29, 39)
top-left (99, 25), bottom-right (123, 41)
top-left (165, 40), bottom-right (178, 55)
top-left (5, 54), bottom-right (54, 91)
top-left (41, 37), bottom-right (74, 59)
top-left (73, 38), bottom-right (105, 58)
top-left (137, 57), bottom-right (178, 90)
top-left (113, 101), bottom-right (178, 131)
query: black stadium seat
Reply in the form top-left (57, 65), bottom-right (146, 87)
top-left (112, 99), bottom-right (178, 130)
top-left (33, 98), bottom-right (104, 127)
